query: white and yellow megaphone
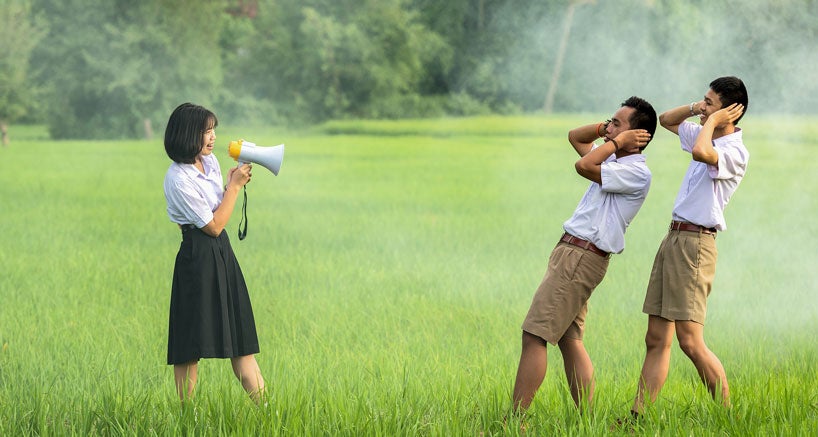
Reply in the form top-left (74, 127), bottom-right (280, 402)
top-left (228, 139), bottom-right (284, 175)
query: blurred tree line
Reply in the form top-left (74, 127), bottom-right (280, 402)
top-left (2, 0), bottom-right (816, 140)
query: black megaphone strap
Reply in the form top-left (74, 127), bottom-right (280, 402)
top-left (238, 186), bottom-right (248, 240)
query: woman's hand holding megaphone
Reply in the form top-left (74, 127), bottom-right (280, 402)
top-left (227, 162), bottom-right (253, 190)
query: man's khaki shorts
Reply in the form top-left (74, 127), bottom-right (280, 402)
top-left (522, 242), bottom-right (609, 345)
top-left (642, 229), bottom-right (718, 324)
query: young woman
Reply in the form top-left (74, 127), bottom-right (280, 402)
top-left (163, 102), bottom-right (265, 402)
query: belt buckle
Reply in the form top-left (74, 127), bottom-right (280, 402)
top-left (564, 233), bottom-right (596, 254)
top-left (566, 234), bottom-right (586, 249)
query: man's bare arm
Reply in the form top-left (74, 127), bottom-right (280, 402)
top-left (575, 130), bottom-right (651, 184)
top-left (659, 101), bottom-right (701, 135)
top-left (568, 121), bottom-right (607, 157)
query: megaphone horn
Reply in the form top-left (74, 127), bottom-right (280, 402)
top-left (228, 140), bottom-right (284, 175)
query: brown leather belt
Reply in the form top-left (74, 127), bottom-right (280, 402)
top-left (559, 233), bottom-right (610, 258)
top-left (670, 220), bottom-right (717, 235)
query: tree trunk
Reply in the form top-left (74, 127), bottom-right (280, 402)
top-left (477, 0), bottom-right (485, 31)
top-left (543, 2), bottom-right (578, 113)
top-left (1, 120), bottom-right (8, 147)
top-left (143, 118), bottom-right (153, 140)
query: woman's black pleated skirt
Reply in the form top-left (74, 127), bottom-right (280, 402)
top-left (167, 227), bottom-right (259, 365)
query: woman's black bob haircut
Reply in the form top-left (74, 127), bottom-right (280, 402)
top-left (164, 103), bottom-right (218, 164)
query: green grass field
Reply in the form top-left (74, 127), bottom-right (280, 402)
top-left (1, 115), bottom-right (816, 435)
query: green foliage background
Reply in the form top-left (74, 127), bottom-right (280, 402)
top-left (2, 0), bottom-right (818, 139)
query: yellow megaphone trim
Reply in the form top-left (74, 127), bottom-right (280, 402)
top-left (228, 140), bottom-right (244, 160)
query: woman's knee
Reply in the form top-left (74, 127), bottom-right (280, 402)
top-left (231, 355), bottom-right (258, 375)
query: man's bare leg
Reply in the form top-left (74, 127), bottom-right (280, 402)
top-left (632, 315), bottom-right (675, 413)
top-left (558, 337), bottom-right (594, 408)
top-left (675, 320), bottom-right (730, 407)
top-left (512, 331), bottom-right (549, 411)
